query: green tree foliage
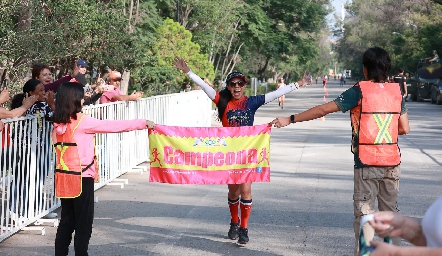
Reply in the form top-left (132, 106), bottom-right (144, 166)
top-left (157, 0), bottom-right (246, 88)
top-left (0, 0), bottom-right (160, 93)
top-left (47, 1), bottom-right (132, 67)
top-left (1, 0), bottom-right (334, 98)
top-left (0, 0), bottom-right (48, 86)
top-left (134, 18), bottom-right (214, 96)
top-left (158, 0), bottom-right (331, 85)
top-left (237, 0), bottom-right (331, 81)
top-left (336, 0), bottom-right (442, 78)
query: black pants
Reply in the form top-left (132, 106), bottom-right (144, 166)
top-left (55, 177), bottom-right (94, 256)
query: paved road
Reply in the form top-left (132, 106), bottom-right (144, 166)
top-left (1, 79), bottom-right (441, 256)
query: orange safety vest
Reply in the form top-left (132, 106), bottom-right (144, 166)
top-left (53, 114), bottom-right (93, 198)
top-left (350, 81), bottom-right (402, 167)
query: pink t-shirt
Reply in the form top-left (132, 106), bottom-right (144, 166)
top-left (53, 114), bottom-right (146, 179)
top-left (100, 88), bottom-right (123, 103)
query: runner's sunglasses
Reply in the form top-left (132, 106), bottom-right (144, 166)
top-left (228, 81), bottom-right (246, 87)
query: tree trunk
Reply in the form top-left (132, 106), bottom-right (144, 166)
top-left (120, 70), bottom-right (130, 95)
top-left (135, 0), bottom-right (140, 24)
top-left (257, 56), bottom-right (271, 80)
top-left (17, 0), bottom-right (32, 32)
top-left (181, 4), bottom-right (192, 27)
top-left (219, 19), bottom-right (241, 82)
top-left (128, 0), bottom-right (134, 33)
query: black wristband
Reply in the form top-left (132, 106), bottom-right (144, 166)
top-left (290, 114), bottom-right (296, 123)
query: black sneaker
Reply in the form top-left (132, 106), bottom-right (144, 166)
top-left (237, 227), bottom-right (249, 244)
top-left (228, 222), bottom-right (240, 240)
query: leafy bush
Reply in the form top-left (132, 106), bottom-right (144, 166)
top-left (244, 85), bottom-right (268, 96)
top-left (267, 83), bottom-right (278, 91)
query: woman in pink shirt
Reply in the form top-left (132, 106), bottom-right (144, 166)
top-left (99, 71), bottom-right (143, 103)
top-left (52, 82), bottom-right (155, 256)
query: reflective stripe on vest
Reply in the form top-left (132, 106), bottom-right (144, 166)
top-left (55, 142), bottom-right (77, 171)
top-left (351, 81), bottom-right (402, 167)
top-left (54, 114), bottom-right (85, 198)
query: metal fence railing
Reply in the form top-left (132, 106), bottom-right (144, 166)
top-left (0, 90), bottom-right (212, 241)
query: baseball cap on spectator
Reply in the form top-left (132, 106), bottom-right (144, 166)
top-left (77, 59), bottom-right (88, 67)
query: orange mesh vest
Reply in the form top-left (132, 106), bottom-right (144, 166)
top-left (350, 81), bottom-right (402, 167)
top-left (53, 114), bottom-right (86, 198)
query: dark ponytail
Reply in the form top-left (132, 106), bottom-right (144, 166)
top-left (217, 88), bottom-right (232, 120)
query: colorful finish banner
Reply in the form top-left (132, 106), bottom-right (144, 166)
top-left (148, 124), bottom-right (271, 184)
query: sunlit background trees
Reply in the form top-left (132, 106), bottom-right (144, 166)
top-left (0, 0), bottom-right (440, 96)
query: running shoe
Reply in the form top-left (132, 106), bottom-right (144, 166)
top-left (237, 227), bottom-right (249, 244)
top-left (228, 222), bottom-right (240, 240)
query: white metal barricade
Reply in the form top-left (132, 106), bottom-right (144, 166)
top-left (0, 90), bottom-right (212, 241)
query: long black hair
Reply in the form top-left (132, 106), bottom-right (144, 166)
top-left (52, 82), bottom-right (84, 124)
top-left (217, 88), bottom-right (232, 119)
top-left (23, 79), bottom-right (41, 94)
top-left (11, 93), bottom-right (25, 109)
top-left (362, 47), bottom-right (391, 82)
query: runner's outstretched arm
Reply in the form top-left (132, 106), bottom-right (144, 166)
top-left (264, 83), bottom-right (298, 103)
top-left (264, 72), bottom-right (310, 103)
top-left (174, 57), bottom-right (216, 100)
top-left (187, 70), bottom-right (216, 100)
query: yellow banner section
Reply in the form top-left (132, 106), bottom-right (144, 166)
top-left (150, 133), bottom-right (270, 171)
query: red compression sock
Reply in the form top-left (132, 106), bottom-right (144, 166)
top-left (228, 198), bottom-right (239, 223)
top-left (240, 199), bottom-right (252, 228)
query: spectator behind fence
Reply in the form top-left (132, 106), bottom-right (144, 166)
top-left (0, 88), bottom-right (37, 119)
top-left (7, 93), bottom-right (34, 220)
top-left (21, 79), bottom-right (57, 218)
top-left (83, 80), bottom-right (105, 106)
top-left (99, 70), bottom-right (143, 103)
top-left (22, 79), bottom-right (55, 118)
top-left (84, 69), bottom-right (106, 106)
top-left (0, 87), bottom-right (35, 168)
top-left (1, 90), bottom-right (37, 177)
top-left (2, 92), bottom-right (36, 169)
top-left (32, 60), bottom-right (80, 92)
top-left (368, 194), bottom-right (442, 255)
top-left (70, 59), bottom-right (89, 87)
top-left (67, 59), bottom-right (104, 105)
top-left (52, 82), bottom-right (155, 256)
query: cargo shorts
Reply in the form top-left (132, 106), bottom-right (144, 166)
top-left (353, 166), bottom-right (401, 250)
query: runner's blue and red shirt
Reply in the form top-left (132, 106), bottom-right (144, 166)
top-left (213, 94), bottom-right (265, 127)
